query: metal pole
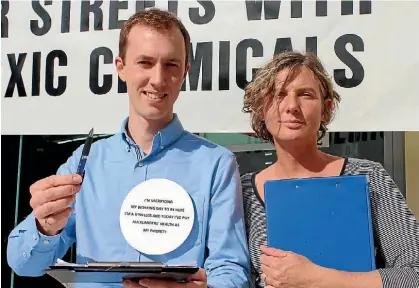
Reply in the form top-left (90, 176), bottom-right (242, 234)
top-left (11, 135), bottom-right (23, 288)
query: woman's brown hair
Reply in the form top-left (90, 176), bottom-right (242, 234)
top-left (242, 51), bottom-right (341, 144)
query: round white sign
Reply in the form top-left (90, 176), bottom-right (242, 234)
top-left (119, 178), bottom-right (195, 255)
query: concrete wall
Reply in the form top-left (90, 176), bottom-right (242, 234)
top-left (405, 132), bottom-right (419, 217)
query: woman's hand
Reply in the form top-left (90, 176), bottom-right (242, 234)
top-left (260, 245), bottom-right (323, 288)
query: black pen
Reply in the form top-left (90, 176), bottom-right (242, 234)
top-left (76, 128), bottom-right (94, 177)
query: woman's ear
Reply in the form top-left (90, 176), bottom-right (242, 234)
top-left (322, 98), bottom-right (333, 122)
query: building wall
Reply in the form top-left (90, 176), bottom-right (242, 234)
top-left (405, 132), bottom-right (419, 217)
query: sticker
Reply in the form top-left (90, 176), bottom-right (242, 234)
top-left (119, 178), bottom-right (195, 255)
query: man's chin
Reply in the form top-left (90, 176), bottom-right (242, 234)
top-left (134, 109), bottom-right (172, 121)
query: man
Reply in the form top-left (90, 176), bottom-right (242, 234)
top-left (7, 8), bottom-right (250, 288)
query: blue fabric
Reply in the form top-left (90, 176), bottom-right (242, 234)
top-left (7, 115), bottom-right (250, 288)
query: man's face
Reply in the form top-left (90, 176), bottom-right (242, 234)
top-left (116, 24), bottom-right (189, 122)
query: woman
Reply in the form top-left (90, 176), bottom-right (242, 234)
top-left (241, 51), bottom-right (419, 288)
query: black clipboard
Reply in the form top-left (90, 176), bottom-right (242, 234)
top-left (45, 261), bottom-right (200, 284)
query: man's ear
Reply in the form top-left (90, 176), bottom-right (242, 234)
top-left (115, 56), bottom-right (126, 82)
top-left (183, 63), bottom-right (190, 79)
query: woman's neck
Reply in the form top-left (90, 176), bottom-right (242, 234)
top-left (271, 140), bottom-right (332, 179)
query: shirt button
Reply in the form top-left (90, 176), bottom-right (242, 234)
top-left (43, 240), bottom-right (50, 245)
top-left (23, 253), bottom-right (27, 257)
top-left (161, 145), bottom-right (165, 150)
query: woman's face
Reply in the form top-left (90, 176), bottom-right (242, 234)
top-left (263, 66), bottom-right (325, 144)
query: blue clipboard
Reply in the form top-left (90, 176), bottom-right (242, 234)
top-left (264, 175), bottom-right (376, 272)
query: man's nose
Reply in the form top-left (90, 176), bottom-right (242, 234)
top-left (150, 65), bottom-right (166, 88)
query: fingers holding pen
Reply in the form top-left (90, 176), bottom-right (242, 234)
top-left (36, 205), bottom-right (74, 236)
top-left (29, 174), bottom-right (82, 235)
top-left (30, 174), bottom-right (82, 195)
top-left (33, 194), bottom-right (76, 220)
top-left (41, 207), bottom-right (74, 227)
top-left (28, 129), bottom-right (92, 236)
top-left (30, 181), bottom-right (81, 209)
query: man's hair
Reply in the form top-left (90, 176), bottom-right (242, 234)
top-left (242, 51), bottom-right (341, 143)
top-left (119, 8), bottom-right (191, 66)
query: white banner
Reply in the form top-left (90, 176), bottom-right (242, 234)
top-left (1, 0), bottom-right (419, 135)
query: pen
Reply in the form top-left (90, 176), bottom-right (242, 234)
top-left (76, 128), bottom-right (94, 177)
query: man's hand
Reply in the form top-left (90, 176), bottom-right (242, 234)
top-left (29, 174), bottom-right (83, 236)
top-left (122, 268), bottom-right (207, 288)
top-left (260, 245), bottom-right (322, 288)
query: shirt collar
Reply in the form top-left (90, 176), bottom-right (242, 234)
top-left (120, 113), bottom-right (185, 149)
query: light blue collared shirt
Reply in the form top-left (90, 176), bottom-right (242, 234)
top-left (7, 115), bottom-right (250, 288)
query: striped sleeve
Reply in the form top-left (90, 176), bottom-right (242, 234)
top-left (369, 162), bottom-right (419, 288)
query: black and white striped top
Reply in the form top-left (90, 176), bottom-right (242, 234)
top-left (241, 157), bottom-right (419, 288)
